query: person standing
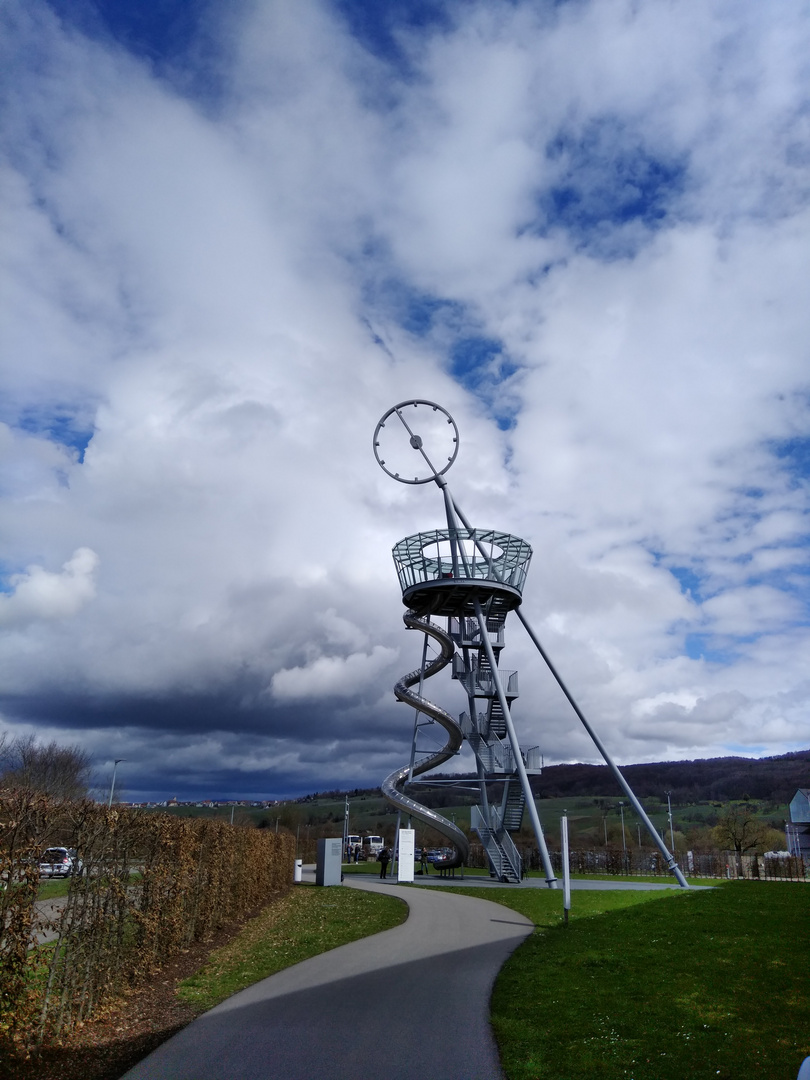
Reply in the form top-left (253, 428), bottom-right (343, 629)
top-left (421, 846), bottom-right (430, 874)
top-left (378, 846), bottom-right (390, 879)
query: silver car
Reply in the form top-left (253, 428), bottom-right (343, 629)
top-left (39, 847), bottom-right (82, 878)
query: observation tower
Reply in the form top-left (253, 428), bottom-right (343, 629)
top-left (374, 399), bottom-right (689, 888)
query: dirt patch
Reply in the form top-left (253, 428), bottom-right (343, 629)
top-left (2, 900), bottom-right (280, 1080)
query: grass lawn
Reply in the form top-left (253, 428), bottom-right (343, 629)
top-left (463, 881), bottom-right (809, 1080)
top-left (439, 883), bottom-right (672, 926)
top-left (36, 878), bottom-right (72, 900)
top-left (176, 883), bottom-right (407, 1012)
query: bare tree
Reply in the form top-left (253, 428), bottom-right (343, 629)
top-left (0, 733), bottom-right (91, 801)
top-left (713, 803), bottom-right (768, 875)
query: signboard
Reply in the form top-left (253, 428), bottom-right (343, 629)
top-left (397, 828), bottom-right (415, 883)
top-left (316, 837), bottom-right (343, 886)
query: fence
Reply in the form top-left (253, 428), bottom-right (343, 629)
top-left (466, 842), bottom-right (806, 881)
top-left (0, 792), bottom-right (295, 1053)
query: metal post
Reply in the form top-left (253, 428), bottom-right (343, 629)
top-left (408, 632), bottom-right (431, 783)
top-left (460, 624), bottom-right (491, 825)
top-left (561, 812), bottom-right (571, 925)
top-left (393, 810), bottom-right (402, 874)
top-left (515, 608), bottom-right (689, 888)
top-left (107, 759), bottom-right (123, 808)
top-left (473, 598), bottom-right (557, 886)
top-left (437, 475), bottom-right (472, 579)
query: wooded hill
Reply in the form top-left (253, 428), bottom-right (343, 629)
top-left (530, 749), bottom-right (810, 804)
top-left (400, 749), bottom-right (810, 808)
top-left (300, 749), bottom-right (809, 809)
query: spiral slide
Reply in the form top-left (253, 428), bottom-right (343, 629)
top-left (380, 613), bottom-right (470, 869)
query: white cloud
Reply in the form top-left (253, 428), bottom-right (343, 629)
top-left (0, 548), bottom-right (98, 627)
top-left (0, 0), bottom-right (808, 797)
top-left (271, 645), bottom-right (399, 700)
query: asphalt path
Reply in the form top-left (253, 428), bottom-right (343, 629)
top-left (121, 877), bottom-right (534, 1080)
top-left (33, 894), bottom-right (69, 945)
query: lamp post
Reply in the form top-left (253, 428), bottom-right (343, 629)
top-left (108, 759), bottom-right (124, 808)
top-left (618, 802), bottom-right (627, 858)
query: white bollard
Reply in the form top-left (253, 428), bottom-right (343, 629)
top-left (294, 858), bottom-right (303, 883)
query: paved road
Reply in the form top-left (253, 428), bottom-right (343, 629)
top-left (121, 878), bottom-right (534, 1080)
top-left (33, 894), bottom-right (69, 945)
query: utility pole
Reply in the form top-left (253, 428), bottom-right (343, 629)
top-left (107, 759), bottom-right (124, 808)
top-left (666, 792), bottom-right (675, 851)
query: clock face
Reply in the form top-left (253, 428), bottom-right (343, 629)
top-left (373, 400), bottom-right (459, 484)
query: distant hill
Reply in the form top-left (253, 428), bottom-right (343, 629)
top-left (298, 750), bottom-right (810, 808)
top-left (531, 749), bottom-right (810, 804)
top-left (402, 749), bottom-right (810, 808)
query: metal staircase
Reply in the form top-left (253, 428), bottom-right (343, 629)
top-left (450, 613), bottom-right (536, 882)
top-left (501, 780), bottom-right (526, 831)
top-left (471, 806), bottom-right (522, 883)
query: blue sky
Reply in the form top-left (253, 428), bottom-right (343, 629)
top-left (1, 0), bottom-right (809, 801)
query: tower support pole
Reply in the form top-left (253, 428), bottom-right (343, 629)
top-left (516, 608), bottom-right (689, 888)
top-left (473, 599), bottom-right (557, 887)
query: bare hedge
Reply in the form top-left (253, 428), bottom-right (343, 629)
top-left (0, 792), bottom-right (294, 1052)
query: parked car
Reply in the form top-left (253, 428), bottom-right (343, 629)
top-left (39, 847), bottom-right (83, 878)
top-left (427, 847), bottom-right (454, 864)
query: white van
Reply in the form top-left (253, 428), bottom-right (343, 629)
top-left (362, 835), bottom-right (384, 856)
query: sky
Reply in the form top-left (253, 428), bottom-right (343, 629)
top-left (1, 0), bottom-right (809, 803)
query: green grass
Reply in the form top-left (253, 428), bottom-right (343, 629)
top-left (36, 878), bottom-right (72, 900)
top-left (471, 881), bottom-right (809, 1080)
top-left (177, 884), bottom-right (407, 1012)
top-left (441, 883), bottom-right (671, 927)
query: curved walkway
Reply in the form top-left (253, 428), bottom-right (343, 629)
top-left (121, 878), bottom-right (534, 1080)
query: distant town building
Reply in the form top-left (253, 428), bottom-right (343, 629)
top-left (786, 789), bottom-right (810, 860)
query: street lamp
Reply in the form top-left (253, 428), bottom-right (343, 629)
top-left (618, 802), bottom-right (627, 859)
top-left (666, 791), bottom-right (675, 851)
top-left (108, 759), bottom-right (124, 808)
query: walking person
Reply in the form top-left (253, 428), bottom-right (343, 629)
top-left (378, 846), bottom-right (390, 879)
top-left (421, 846), bottom-right (430, 875)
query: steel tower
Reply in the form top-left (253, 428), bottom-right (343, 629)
top-left (374, 399), bottom-right (689, 888)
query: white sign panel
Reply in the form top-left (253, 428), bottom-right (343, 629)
top-left (398, 828), bottom-right (415, 883)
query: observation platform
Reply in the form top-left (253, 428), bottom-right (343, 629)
top-left (392, 528), bottom-right (532, 618)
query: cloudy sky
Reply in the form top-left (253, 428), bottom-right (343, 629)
top-left (2, 0), bottom-right (809, 802)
